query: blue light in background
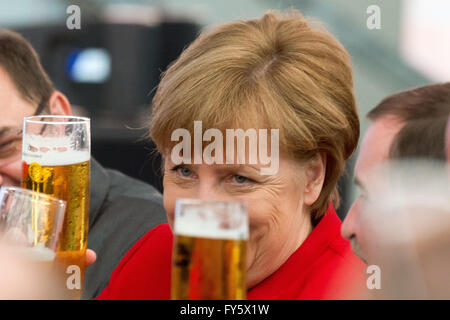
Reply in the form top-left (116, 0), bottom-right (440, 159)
top-left (66, 48), bottom-right (111, 83)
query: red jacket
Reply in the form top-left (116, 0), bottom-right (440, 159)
top-left (97, 205), bottom-right (365, 300)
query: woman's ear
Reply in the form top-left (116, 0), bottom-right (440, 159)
top-left (48, 91), bottom-right (72, 116)
top-left (303, 152), bottom-right (326, 206)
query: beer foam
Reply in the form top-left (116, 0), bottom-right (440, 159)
top-left (174, 207), bottom-right (249, 240)
top-left (22, 135), bottom-right (89, 166)
top-left (14, 244), bottom-right (56, 262)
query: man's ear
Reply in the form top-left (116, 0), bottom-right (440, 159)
top-left (303, 152), bottom-right (327, 206)
top-left (48, 91), bottom-right (72, 116)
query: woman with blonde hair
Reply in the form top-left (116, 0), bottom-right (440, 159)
top-left (98, 10), bottom-right (364, 299)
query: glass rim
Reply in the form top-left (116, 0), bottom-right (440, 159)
top-left (175, 198), bottom-right (248, 219)
top-left (175, 198), bottom-right (247, 207)
top-left (23, 115), bottom-right (90, 125)
top-left (0, 186), bottom-right (66, 206)
top-left (174, 198), bottom-right (249, 240)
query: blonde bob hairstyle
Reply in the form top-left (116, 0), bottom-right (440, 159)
top-left (149, 10), bottom-right (359, 223)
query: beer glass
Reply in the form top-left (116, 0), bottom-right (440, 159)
top-left (0, 186), bottom-right (65, 268)
top-left (21, 115), bottom-right (90, 299)
top-left (171, 199), bottom-right (248, 300)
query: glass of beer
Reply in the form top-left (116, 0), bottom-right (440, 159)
top-left (21, 115), bottom-right (90, 299)
top-left (171, 199), bottom-right (248, 300)
top-left (0, 186), bottom-right (65, 272)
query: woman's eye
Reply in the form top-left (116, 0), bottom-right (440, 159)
top-left (174, 166), bottom-right (191, 177)
top-left (233, 175), bottom-right (250, 184)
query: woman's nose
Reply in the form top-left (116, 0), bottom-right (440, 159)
top-left (196, 184), bottom-right (218, 200)
top-left (195, 180), bottom-right (227, 201)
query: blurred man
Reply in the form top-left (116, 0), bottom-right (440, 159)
top-left (0, 29), bottom-right (167, 298)
top-left (341, 83), bottom-right (450, 263)
top-left (359, 160), bottom-right (450, 299)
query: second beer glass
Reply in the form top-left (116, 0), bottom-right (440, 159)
top-left (21, 115), bottom-right (90, 299)
top-left (171, 199), bottom-right (248, 300)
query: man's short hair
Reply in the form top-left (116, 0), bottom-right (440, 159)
top-left (0, 29), bottom-right (54, 108)
top-left (389, 116), bottom-right (447, 160)
top-left (368, 83), bottom-right (450, 161)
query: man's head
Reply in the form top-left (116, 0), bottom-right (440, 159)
top-left (0, 29), bottom-right (72, 187)
top-left (342, 83), bottom-right (450, 263)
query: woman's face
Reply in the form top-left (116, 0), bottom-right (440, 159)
top-left (163, 152), bottom-right (325, 288)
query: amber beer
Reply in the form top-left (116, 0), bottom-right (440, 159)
top-left (21, 116), bottom-right (90, 300)
top-left (22, 160), bottom-right (89, 298)
top-left (171, 200), bottom-right (248, 300)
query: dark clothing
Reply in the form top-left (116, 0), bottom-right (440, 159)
top-left (83, 159), bottom-right (167, 299)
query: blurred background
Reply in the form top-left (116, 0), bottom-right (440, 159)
top-left (1, 0), bottom-right (448, 219)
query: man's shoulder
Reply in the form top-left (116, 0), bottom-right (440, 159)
top-left (85, 163), bottom-right (167, 299)
top-left (90, 165), bottom-right (167, 236)
top-left (85, 203), bottom-right (167, 298)
top-left (95, 223), bottom-right (173, 299)
top-left (115, 223), bottom-right (173, 270)
top-left (103, 167), bottom-right (163, 202)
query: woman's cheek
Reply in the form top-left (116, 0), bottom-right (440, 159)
top-left (163, 185), bottom-right (177, 228)
top-left (245, 241), bottom-right (254, 270)
top-left (163, 181), bottom-right (199, 227)
top-left (245, 209), bottom-right (267, 269)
